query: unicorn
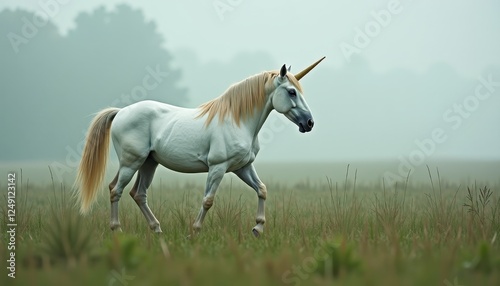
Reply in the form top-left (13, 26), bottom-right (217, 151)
top-left (75, 57), bottom-right (325, 236)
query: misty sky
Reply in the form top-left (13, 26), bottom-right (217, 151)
top-left (1, 0), bottom-right (499, 165)
top-left (5, 0), bottom-right (500, 76)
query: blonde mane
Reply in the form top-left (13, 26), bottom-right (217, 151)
top-left (197, 71), bottom-right (303, 126)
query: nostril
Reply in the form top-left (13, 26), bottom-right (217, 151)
top-left (307, 119), bottom-right (314, 128)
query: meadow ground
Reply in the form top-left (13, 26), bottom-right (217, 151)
top-left (1, 166), bottom-right (499, 286)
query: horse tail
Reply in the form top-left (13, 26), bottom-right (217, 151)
top-left (75, 107), bottom-right (120, 214)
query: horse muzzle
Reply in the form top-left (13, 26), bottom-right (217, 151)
top-left (298, 118), bottom-right (314, 133)
top-left (285, 109), bottom-right (314, 133)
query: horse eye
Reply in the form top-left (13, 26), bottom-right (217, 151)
top-left (288, 89), bottom-right (296, 97)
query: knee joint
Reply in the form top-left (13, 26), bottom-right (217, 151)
top-left (202, 197), bottom-right (214, 209)
top-left (256, 217), bottom-right (266, 225)
top-left (257, 184), bottom-right (267, 199)
top-left (110, 190), bottom-right (122, 203)
top-left (132, 193), bottom-right (147, 204)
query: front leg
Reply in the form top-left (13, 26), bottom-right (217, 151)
top-left (234, 163), bottom-right (267, 237)
top-left (192, 164), bottom-right (227, 233)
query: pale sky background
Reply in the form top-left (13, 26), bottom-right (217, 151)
top-left (1, 0), bottom-right (499, 171)
top-left (3, 0), bottom-right (500, 76)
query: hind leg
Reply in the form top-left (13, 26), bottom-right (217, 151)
top-left (129, 156), bottom-right (161, 233)
top-left (108, 173), bottom-right (119, 230)
top-left (109, 161), bottom-right (145, 231)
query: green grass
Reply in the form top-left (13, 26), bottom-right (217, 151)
top-left (1, 167), bottom-right (499, 286)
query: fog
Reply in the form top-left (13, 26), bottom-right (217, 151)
top-left (1, 1), bottom-right (499, 184)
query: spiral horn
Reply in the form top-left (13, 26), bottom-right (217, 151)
top-left (294, 56), bottom-right (326, 80)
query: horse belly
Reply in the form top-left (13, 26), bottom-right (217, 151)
top-left (151, 150), bottom-right (208, 173)
top-left (151, 131), bottom-right (209, 173)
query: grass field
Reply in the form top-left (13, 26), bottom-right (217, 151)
top-left (1, 166), bottom-right (499, 286)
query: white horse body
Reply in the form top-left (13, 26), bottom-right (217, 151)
top-left (75, 57), bottom-right (324, 236)
top-left (112, 99), bottom-right (264, 174)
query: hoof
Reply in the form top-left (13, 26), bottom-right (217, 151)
top-left (111, 227), bottom-right (123, 232)
top-left (187, 228), bottom-right (202, 240)
top-left (252, 228), bottom-right (260, 237)
top-left (252, 223), bottom-right (264, 237)
top-left (151, 225), bottom-right (163, 233)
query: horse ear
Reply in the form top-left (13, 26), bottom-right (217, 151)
top-left (280, 64), bottom-right (287, 78)
top-left (287, 65), bottom-right (292, 72)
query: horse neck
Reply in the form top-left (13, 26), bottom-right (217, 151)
top-left (242, 96), bottom-right (274, 138)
